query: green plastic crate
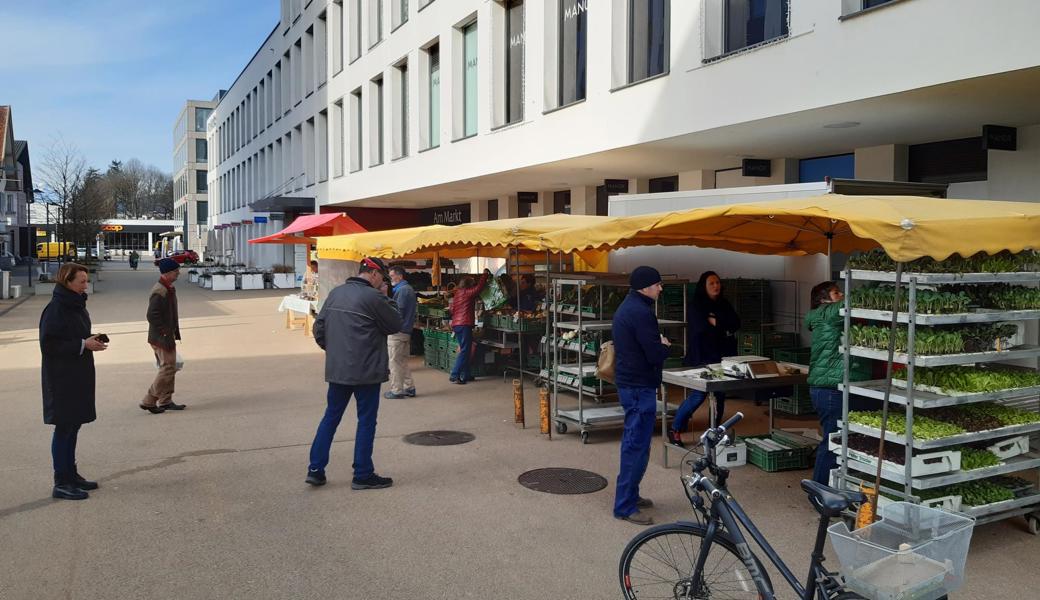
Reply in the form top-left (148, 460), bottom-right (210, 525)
top-left (738, 330), bottom-right (799, 356)
top-left (771, 395), bottom-right (815, 416)
top-left (772, 347), bottom-right (812, 365)
top-left (743, 434), bottom-right (813, 472)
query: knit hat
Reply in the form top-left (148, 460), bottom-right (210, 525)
top-left (158, 258), bottom-right (180, 274)
top-left (629, 266), bottom-right (662, 290)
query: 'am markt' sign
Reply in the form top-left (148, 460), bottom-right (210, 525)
top-left (422, 203), bottom-right (470, 226)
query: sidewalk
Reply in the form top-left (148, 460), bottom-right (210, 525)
top-left (0, 270), bottom-right (1037, 599)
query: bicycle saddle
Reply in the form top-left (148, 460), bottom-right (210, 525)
top-left (800, 480), bottom-right (867, 518)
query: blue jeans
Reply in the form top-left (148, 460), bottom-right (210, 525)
top-left (614, 387), bottom-right (657, 518)
top-left (308, 382), bottom-right (381, 479)
top-left (52, 424), bottom-right (81, 479)
top-left (672, 391), bottom-right (726, 432)
top-left (450, 325), bottom-right (474, 381)
top-left (811, 386), bottom-right (879, 485)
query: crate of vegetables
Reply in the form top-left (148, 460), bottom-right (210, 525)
top-left (829, 433), bottom-right (961, 477)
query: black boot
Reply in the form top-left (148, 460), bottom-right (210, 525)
top-left (71, 466), bottom-right (99, 491)
top-left (53, 474), bottom-right (88, 500)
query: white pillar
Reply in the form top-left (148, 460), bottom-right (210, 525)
top-left (147, 231), bottom-right (153, 254)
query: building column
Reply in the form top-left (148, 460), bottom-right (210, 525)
top-left (498, 194), bottom-right (520, 219)
top-left (569, 186), bottom-right (598, 216)
top-left (854, 144), bottom-right (909, 181)
top-left (677, 170), bottom-right (715, 191)
top-left (470, 199), bottom-right (490, 223)
top-left (529, 191), bottom-right (553, 216)
top-left (627, 178), bottom-right (650, 194)
top-left (147, 231), bottom-right (153, 254)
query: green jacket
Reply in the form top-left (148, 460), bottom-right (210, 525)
top-left (806, 302), bottom-right (872, 386)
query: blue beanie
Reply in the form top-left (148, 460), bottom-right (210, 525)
top-left (630, 266), bottom-right (662, 290)
top-left (158, 258), bottom-right (180, 274)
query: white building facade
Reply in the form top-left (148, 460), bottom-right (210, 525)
top-left (209, 0), bottom-right (1040, 267)
top-left (173, 98), bottom-right (217, 258)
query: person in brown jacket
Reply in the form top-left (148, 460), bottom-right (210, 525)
top-left (141, 258), bottom-right (183, 413)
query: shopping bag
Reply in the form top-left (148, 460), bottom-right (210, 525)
top-left (155, 350), bottom-right (185, 372)
top-left (479, 276), bottom-right (510, 310)
top-left (595, 341), bottom-right (615, 383)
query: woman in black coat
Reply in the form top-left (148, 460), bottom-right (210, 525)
top-left (668, 271), bottom-right (740, 445)
top-left (40, 263), bottom-right (108, 500)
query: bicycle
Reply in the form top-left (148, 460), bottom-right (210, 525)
top-left (618, 412), bottom-right (873, 600)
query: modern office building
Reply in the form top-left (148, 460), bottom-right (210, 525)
top-left (208, 0), bottom-right (1040, 266)
top-left (173, 97), bottom-right (218, 258)
top-left (0, 105), bottom-right (34, 262)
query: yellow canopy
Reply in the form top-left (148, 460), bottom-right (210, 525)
top-left (393, 214), bottom-right (614, 255)
top-left (537, 195), bottom-right (1040, 262)
top-left (317, 225), bottom-right (447, 261)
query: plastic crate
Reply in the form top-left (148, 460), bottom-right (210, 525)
top-left (772, 394), bottom-right (815, 415)
top-left (772, 347), bottom-right (812, 365)
top-left (738, 330), bottom-right (799, 356)
top-left (743, 434), bottom-right (813, 472)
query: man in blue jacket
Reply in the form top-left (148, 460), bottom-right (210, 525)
top-left (385, 266), bottom-right (417, 399)
top-left (612, 266), bottom-right (671, 525)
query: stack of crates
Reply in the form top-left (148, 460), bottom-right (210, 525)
top-left (771, 347), bottom-right (814, 415)
top-left (722, 278), bottom-right (772, 330)
top-left (423, 329), bottom-right (451, 369)
top-left (737, 330), bottom-right (799, 357)
top-left (743, 434), bottom-right (813, 472)
top-left (659, 282), bottom-right (686, 322)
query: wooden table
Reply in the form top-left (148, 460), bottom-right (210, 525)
top-left (660, 365), bottom-right (808, 467)
top-left (278, 295), bottom-right (317, 336)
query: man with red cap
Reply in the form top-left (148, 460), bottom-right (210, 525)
top-left (141, 257), bottom-right (184, 413)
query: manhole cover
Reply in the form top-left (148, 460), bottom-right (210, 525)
top-left (518, 468), bottom-right (607, 495)
top-left (402, 430), bottom-right (475, 446)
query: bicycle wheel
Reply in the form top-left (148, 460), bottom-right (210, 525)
top-left (619, 522), bottom-right (772, 599)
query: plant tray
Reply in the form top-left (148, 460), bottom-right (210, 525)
top-left (828, 433), bottom-right (961, 476)
top-left (744, 434), bottom-right (812, 472)
top-left (986, 435), bottom-right (1031, 460)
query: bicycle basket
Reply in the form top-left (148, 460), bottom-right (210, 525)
top-left (827, 502), bottom-right (974, 600)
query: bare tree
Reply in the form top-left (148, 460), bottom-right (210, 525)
top-left (66, 168), bottom-right (111, 250)
top-left (102, 158), bottom-right (172, 219)
top-left (37, 136), bottom-right (87, 259)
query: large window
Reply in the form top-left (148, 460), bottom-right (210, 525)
top-left (333, 99), bottom-right (345, 177)
top-left (505, 0), bottom-right (524, 124)
top-left (195, 107), bottom-right (213, 132)
top-left (629, 0), bottom-right (668, 82)
top-left (798, 154), bottom-right (854, 183)
top-left (195, 139), bottom-right (208, 162)
top-left (428, 43), bottom-right (441, 148)
top-left (349, 0), bottom-right (362, 62)
top-left (393, 0), bottom-right (409, 29)
top-left (559, 0), bottom-right (587, 106)
top-left (463, 22), bottom-right (478, 137)
top-left (724, 0), bottom-right (788, 55)
top-left (196, 169), bottom-right (208, 193)
top-left (196, 201), bottom-right (208, 225)
top-left (369, 0), bottom-right (383, 48)
top-left (371, 76), bottom-right (385, 165)
top-left (909, 137), bottom-right (987, 184)
top-left (350, 88), bottom-right (363, 172)
top-left (395, 62), bottom-right (409, 158)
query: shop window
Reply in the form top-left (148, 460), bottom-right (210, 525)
top-left (628, 0), bottom-right (668, 83)
top-left (703, 0), bottom-right (789, 61)
top-left (553, 190), bottom-right (571, 214)
top-left (798, 154), bottom-right (854, 183)
top-left (648, 175), bottom-right (678, 193)
top-left (559, 0), bottom-right (588, 106)
top-left (488, 199), bottom-right (499, 220)
top-left (908, 137), bottom-right (986, 184)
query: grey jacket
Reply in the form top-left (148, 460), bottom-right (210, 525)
top-left (313, 277), bottom-right (404, 385)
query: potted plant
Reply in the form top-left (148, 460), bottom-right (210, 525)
top-left (199, 273), bottom-right (213, 289)
top-left (271, 264), bottom-right (296, 289)
top-left (188, 268), bottom-right (200, 283)
top-left (240, 268), bottom-right (264, 290)
top-left (212, 269), bottom-right (236, 291)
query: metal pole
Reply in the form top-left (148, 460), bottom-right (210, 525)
top-left (871, 261), bottom-right (904, 520)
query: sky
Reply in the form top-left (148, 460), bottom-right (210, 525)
top-left (1, 0), bottom-right (280, 174)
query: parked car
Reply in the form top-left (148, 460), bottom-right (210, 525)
top-left (154, 249), bottom-right (200, 266)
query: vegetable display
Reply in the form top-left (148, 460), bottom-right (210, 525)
top-left (959, 447), bottom-right (1001, 471)
top-left (848, 249), bottom-right (1039, 274)
top-left (849, 323), bottom-right (1017, 354)
top-left (848, 411), bottom-right (966, 440)
top-left (851, 285), bottom-right (971, 314)
top-left (951, 283), bottom-right (1040, 311)
top-left (850, 403), bottom-right (1040, 440)
top-left (894, 365), bottom-right (1040, 394)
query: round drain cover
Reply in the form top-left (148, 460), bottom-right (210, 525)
top-left (518, 468), bottom-right (607, 495)
top-left (402, 430), bottom-right (475, 446)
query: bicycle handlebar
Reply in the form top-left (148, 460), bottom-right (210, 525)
top-left (719, 412), bottom-right (744, 434)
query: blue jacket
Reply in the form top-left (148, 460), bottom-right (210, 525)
top-left (611, 290), bottom-right (670, 388)
top-left (392, 281), bottom-right (417, 333)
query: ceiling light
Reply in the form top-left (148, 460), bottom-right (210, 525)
top-left (823, 121), bottom-right (861, 129)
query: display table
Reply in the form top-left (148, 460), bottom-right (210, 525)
top-left (278, 295), bottom-right (317, 336)
top-left (660, 365), bottom-right (808, 466)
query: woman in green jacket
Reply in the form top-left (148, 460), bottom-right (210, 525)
top-left (805, 281), bottom-right (848, 485)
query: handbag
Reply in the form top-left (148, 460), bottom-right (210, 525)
top-left (595, 341), bottom-right (615, 383)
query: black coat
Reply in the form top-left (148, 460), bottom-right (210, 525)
top-left (684, 296), bottom-right (741, 367)
top-left (39, 285), bottom-right (97, 426)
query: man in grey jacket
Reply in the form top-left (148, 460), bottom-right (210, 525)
top-left (385, 266), bottom-right (417, 399)
top-left (306, 257), bottom-right (403, 489)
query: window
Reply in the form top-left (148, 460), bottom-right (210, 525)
top-left (333, 99), bottom-right (345, 177)
top-left (350, 88), bottom-right (363, 171)
top-left (195, 139), bottom-right (208, 162)
top-left (505, 0), bottom-right (524, 124)
top-left (462, 21), bottom-right (478, 137)
top-left (369, 0), bottom-right (383, 48)
top-left (196, 201), bottom-right (208, 225)
top-left (488, 198), bottom-right (499, 220)
top-left (393, 0), bottom-right (409, 29)
top-left (316, 12), bottom-right (328, 86)
top-left (304, 28), bottom-right (315, 95)
top-left (553, 190), bottom-right (571, 214)
top-left (281, 51), bottom-right (292, 111)
top-left (274, 61), bottom-right (283, 118)
top-left (293, 124), bottom-right (304, 190)
top-left (196, 170), bottom-right (208, 193)
top-left (331, 1), bottom-right (344, 73)
top-left (305, 118), bottom-right (316, 185)
top-left (648, 175), bottom-right (678, 193)
top-left (371, 76), bottom-right (385, 165)
top-left (195, 107), bottom-right (213, 132)
top-left (394, 62), bottom-right (409, 158)
top-left (842, 0), bottom-right (896, 14)
top-left (349, 0), bottom-right (362, 61)
top-left (293, 38), bottom-right (304, 104)
top-left (724, 0), bottom-right (788, 55)
top-left (419, 0), bottom-right (435, 8)
top-left (559, 0), bottom-right (587, 106)
top-left (427, 43), bottom-right (441, 148)
top-left (629, 0), bottom-right (668, 83)
top-left (909, 137), bottom-right (987, 184)
top-left (798, 154), bottom-right (854, 183)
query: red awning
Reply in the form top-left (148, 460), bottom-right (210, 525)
top-left (248, 213), bottom-right (367, 245)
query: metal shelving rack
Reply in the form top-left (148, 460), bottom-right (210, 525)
top-left (836, 266), bottom-right (1040, 530)
top-left (547, 275), bottom-right (686, 443)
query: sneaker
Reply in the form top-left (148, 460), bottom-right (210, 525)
top-left (451, 378), bottom-right (467, 385)
top-left (404, 388), bottom-right (417, 397)
top-left (351, 474), bottom-right (393, 490)
top-left (636, 497), bottom-right (654, 509)
top-left (305, 469), bottom-right (326, 486)
top-left (667, 430), bottom-right (685, 448)
top-left (616, 511), bottom-right (653, 526)
top-left (384, 391), bottom-right (406, 399)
